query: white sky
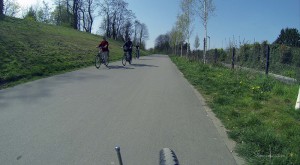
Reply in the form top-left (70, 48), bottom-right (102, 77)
top-left (16, 0), bottom-right (53, 8)
top-left (15, 0), bottom-right (54, 17)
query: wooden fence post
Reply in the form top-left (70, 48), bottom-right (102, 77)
top-left (265, 45), bottom-right (270, 75)
top-left (232, 47), bottom-right (235, 69)
top-left (214, 49), bottom-right (217, 63)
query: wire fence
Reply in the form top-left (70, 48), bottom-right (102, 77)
top-left (186, 43), bottom-right (300, 84)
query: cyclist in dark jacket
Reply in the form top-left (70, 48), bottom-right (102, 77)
top-left (123, 38), bottom-right (133, 62)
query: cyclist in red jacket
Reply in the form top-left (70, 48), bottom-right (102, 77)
top-left (98, 36), bottom-right (109, 58)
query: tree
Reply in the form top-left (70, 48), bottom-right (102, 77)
top-left (155, 33), bottom-right (171, 52)
top-left (138, 23), bottom-right (149, 49)
top-left (133, 20), bottom-right (141, 45)
top-left (99, 0), bottom-right (136, 41)
top-left (195, 0), bottom-right (215, 63)
top-left (100, 0), bottom-right (113, 37)
top-left (3, 0), bottom-right (20, 17)
top-left (24, 6), bottom-right (37, 21)
top-left (176, 14), bottom-right (188, 57)
top-left (78, 0), bottom-right (98, 33)
top-left (194, 34), bottom-right (200, 59)
top-left (51, 1), bottom-right (71, 27)
top-left (274, 28), bottom-right (300, 47)
top-left (194, 34), bottom-right (200, 50)
top-left (72, 0), bottom-right (80, 30)
top-left (169, 26), bottom-right (182, 55)
top-left (180, 0), bottom-right (194, 56)
top-left (37, 1), bottom-right (51, 23)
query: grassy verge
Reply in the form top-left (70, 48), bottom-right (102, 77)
top-left (0, 16), bottom-right (149, 89)
top-left (170, 55), bottom-right (300, 164)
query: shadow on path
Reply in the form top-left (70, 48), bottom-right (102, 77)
top-left (130, 63), bottom-right (158, 68)
top-left (108, 65), bottom-right (134, 70)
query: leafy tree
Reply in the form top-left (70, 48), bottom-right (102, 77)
top-left (24, 6), bottom-right (37, 21)
top-left (51, 3), bottom-right (72, 27)
top-left (274, 28), bottom-right (300, 47)
top-left (155, 34), bottom-right (171, 52)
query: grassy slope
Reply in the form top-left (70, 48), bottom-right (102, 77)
top-left (170, 55), bottom-right (300, 165)
top-left (0, 16), bottom-right (149, 89)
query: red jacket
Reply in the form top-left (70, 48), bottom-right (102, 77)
top-left (98, 40), bottom-right (109, 52)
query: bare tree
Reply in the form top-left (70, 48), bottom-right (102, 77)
top-left (194, 34), bottom-right (200, 60)
top-left (82, 0), bottom-right (98, 33)
top-left (180, 0), bottom-right (194, 56)
top-left (99, 0), bottom-right (113, 37)
top-left (3, 0), bottom-right (20, 17)
top-left (169, 26), bottom-right (180, 55)
top-left (195, 0), bottom-right (215, 63)
top-left (176, 14), bottom-right (188, 57)
top-left (133, 20), bottom-right (141, 45)
top-left (138, 23), bottom-right (149, 49)
top-left (37, 0), bottom-right (51, 23)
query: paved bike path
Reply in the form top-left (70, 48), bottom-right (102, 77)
top-left (0, 55), bottom-right (237, 164)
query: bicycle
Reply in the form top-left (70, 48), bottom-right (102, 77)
top-left (122, 47), bottom-right (132, 66)
top-left (95, 48), bottom-right (109, 68)
top-left (115, 146), bottom-right (179, 165)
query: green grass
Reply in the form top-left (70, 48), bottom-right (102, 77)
top-left (170, 55), bottom-right (300, 164)
top-left (0, 16), bottom-right (149, 89)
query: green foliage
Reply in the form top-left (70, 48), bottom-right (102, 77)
top-left (170, 56), bottom-right (300, 164)
top-left (24, 6), bottom-right (37, 21)
top-left (279, 45), bottom-right (293, 64)
top-left (274, 28), bottom-right (300, 47)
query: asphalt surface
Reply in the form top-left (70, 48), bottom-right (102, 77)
top-left (0, 55), bottom-right (237, 165)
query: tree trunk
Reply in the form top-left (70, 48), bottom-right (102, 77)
top-left (0, 0), bottom-right (4, 16)
top-left (87, 0), bottom-right (94, 33)
top-left (181, 44), bottom-right (183, 57)
top-left (73, 0), bottom-right (79, 30)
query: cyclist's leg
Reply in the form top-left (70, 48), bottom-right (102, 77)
top-left (103, 51), bottom-right (107, 61)
top-left (107, 50), bottom-right (109, 60)
top-left (129, 50), bottom-right (132, 62)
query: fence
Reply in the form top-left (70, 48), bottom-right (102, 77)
top-left (187, 43), bottom-right (300, 83)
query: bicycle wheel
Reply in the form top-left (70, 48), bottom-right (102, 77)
top-left (122, 55), bottom-right (126, 66)
top-left (159, 148), bottom-right (179, 165)
top-left (95, 54), bottom-right (101, 69)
